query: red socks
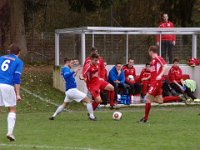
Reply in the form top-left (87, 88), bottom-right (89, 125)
top-left (108, 91), bottom-right (115, 107)
top-left (92, 101), bottom-right (99, 110)
top-left (144, 103), bottom-right (151, 121)
top-left (163, 96), bottom-right (180, 103)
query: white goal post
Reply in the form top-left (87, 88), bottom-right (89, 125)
top-left (55, 26), bottom-right (200, 66)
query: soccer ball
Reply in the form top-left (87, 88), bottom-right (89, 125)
top-left (112, 111), bottom-right (122, 120)
top-left (128, 75), bottom-right (134, 81)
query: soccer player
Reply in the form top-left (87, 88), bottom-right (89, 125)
top-left (49, 58), bottom-right (96, 121)
top-left (139, 46), bottom-right (167, 123)
top-left (0, 43), bottom-right (24, 141)
top-left (82, 53), bottom-right (114, 111)
top-left (83, 47), bottom-right (105, 79)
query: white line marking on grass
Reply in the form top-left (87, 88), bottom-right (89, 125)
top-left (21, 87), bottom-right (72, 112)
top-left (0, 143), bottom-right (98, 150)
top-left (21, 87), bottom-right (59, 106)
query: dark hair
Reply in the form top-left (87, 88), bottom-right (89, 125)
top-left (91, 47), bottom-right (97, 52)
top-left (146, 63), bottom-right (150, 66)
top-left (9, 43), bottom-right (21, 55)
top-left (64, 57), bottom-right (72, 63)
top-left (173, 58), bottom-right (179, 63)
top-left (128, 58), bottom-right (134, 62)
top-left (148, 46), bottom-right (158, 53)
top-left (90, 53), bottom-right (99, 59)
top-left (115, 62), bottom-right (122, 65)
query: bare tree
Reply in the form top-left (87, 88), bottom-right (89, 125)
top-left (0, 0), bottom-right (27, 57)
top-left (9, 0), bottom-right (27, 57)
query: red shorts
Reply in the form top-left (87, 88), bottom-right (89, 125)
top-left (87, 79), bottom-right (109, 99)
top-left (147, 80), bottom-right (163, 97)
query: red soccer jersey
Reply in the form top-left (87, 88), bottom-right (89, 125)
top-left (139, 68), bottom-right (151, 83)
top-left (83, 56), bottom-right (105, 79)
top-left (150, 56), bottom-right (166, 82)
top-left (104, 69), bottom-right (108, 81)
top-left (82, 63), bottom-right (99, 85)
top-left (168, 66), bottom-right (182, 83)
top-left (156, 21), bottom-right (176, 42)
top-left (122, 64), bottom-right (136, 84)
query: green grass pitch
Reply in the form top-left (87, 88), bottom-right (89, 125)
top-left (0, 65), bottom-right (200, 150)
top-left (0, 106), bottom-right (200, 150)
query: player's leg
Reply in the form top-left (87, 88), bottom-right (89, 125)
top-left (7, 106), bottom-right (16, 141)
top-left (140, 93), bottom-right (154, 122)
top-left (87, 82), bottom-right (100, 110)
top-left (0, 84), bottom-right (17, 141)
top-left (92, 95), bottom-right (102, 110)
top-left (154, 81), bottom-right (163, 104)
top-left (154, 95), bottom-right (163, 104)
top-left (102, 81), bottom-right (115, 108)
top-left (141, 82), bottom-right (148, 98)
top-left (49, 102), bottom-right (69, 120)
top-left (49, 91), bottom-right (70, 120)
top-left (163, 96), bottom-right (180, 103)
top-left (90, 80), bottom-right (109, 110)
top-left (104, 83), bottom-right (114, 91)
top-left (139, 84), bottom-right (156, 123)
top-left (81, 97), bottom-right (96, 120)
top-left (86, 90), bottom-right (99, 110)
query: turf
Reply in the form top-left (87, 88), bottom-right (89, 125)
top-left (0, 65), bottom-right (200, 150)
top-left (0, 106), bottom-right (200, 150)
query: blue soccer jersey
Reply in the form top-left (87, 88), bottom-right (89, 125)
top-left (61, 66), bottom-right (77, 91)
top-left (0, 54), bottom-right (24, 86)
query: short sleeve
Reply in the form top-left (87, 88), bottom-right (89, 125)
top-left (156, 56), bottom-right (167, 66)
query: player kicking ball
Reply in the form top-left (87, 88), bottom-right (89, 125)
top-left (49, 58), bottom-right (96, 121)
top-left (0, 44), bottom-right (24, 141)
top-left (81, 53), bottom-right (114, 111)
top-left (139, 46), bottom-right (167, 123)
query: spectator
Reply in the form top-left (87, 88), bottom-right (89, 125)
top-left (122, 58), bottom-right (142, 96)
top-left (139, 63), bottom-right (151, 101)
top-left (108, 62), bottom-right (127, 101)
top-left (168, 58), bottom-right (197, 101)
top-left (156, 13), bottom-right (176, 64)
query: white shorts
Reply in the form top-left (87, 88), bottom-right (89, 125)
top-left (0, 84), bottom-right (16, 107)
top-left (64, 88), bottom-right (86, 103)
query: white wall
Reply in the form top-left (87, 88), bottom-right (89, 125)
top-left (53, 65), bottom-right (200, 98)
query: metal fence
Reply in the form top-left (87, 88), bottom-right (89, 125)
top-left (55, 27), bottom-right (200, 66)
top-left (58, 34), bottom-right (195, 65)
top-left (23, 29), bottom-right (199, 64)
top-left (26, 32), bottom-right (55, 63)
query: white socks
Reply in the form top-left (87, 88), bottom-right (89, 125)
top-left (7, 112), bottom-right (16, 135)
top-left (86, 103), bottom-right (95, 119)
top-left (52, 105), bottom-right (65, 117)
top-left (52, 103), bottom-right (95, 119)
